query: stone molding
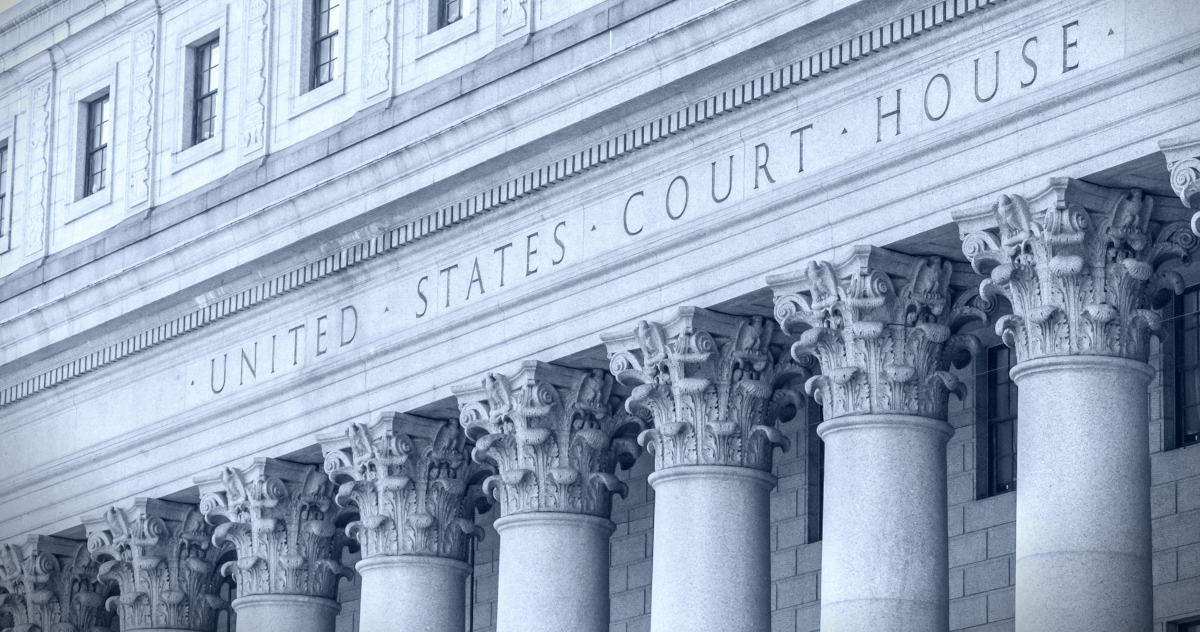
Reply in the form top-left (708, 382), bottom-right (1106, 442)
top-left (957, 178), bottom-right (1196, 364)
top-left (602, 307), bottom-right (804, 472)
top-left (195, 458), bottom-right (353, 601)
top-left (0, 0), bottom-right (1012, 410)
top-left (319, 413), bottom-right (490, 561)
top-left (0, 535), bottom-right (114, 632)
top-left (83, 498), bottom-right (229, 631)
top-left (768, 247), bottom-right (984, 421)
top-left (454, 361), bottom-right (644, 518)
top-left (1158, 136), bottom-right (1200, 234)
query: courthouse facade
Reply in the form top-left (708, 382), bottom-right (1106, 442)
top-left (1, 0), bottom-right (1200, 630)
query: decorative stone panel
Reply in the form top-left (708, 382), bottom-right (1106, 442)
top-left (601, 307), bottom-right (805, 472)
top-left (454, 361), bottom-right (644, 518)
top-left (0, 535), bottom-right (114, 631)
top-left (319, 413), bottom-right (491, 561)
top-left (196, 458), bottom-right (353, 600)
top-left (768, 246), bottom-right (985, 422)
top-left (83, 498), bottom-right (228, 631)
top-left (958, 179), bottom-right (1196, 364)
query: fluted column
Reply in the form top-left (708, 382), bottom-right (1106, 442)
top-left (0, 535), bottom-right (115, 631)
top-left (957, 179), bottom-right (1196, 632)
top-left (769, 247), bottom-right (983, 631)
top-left (318, 413), bottom-right (490, 632)
top-left (83, 498), bottom-right (229, 632)
top-left (195, 458), bottom-right (353, 632)
top-left (602, 307), bottom-right (805, 632)
top-left (454, 361), bottom-right (644, 632)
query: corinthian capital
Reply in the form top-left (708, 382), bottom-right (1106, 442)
top-left (0, 535), bottom-right (114, 632)
top-left (195, 458), bottom-right (353, 600)
top-left (768, 247), bottom-right (984, 421)
top-left (957, 179), bottom-right (1196, 364)
top-left (454, 361), bottom-right (645, 518)
top-left (319, 413), bottom-right (491, 561)
top-left (601, 307), bottom-right (805, 472)
top-left (83, 498), bottom-right (229, 631)
top-left (1160, 136), bottom-right (1200, 215)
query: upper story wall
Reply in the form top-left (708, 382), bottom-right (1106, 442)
top-left (0, 0), bottom-right (618, 277)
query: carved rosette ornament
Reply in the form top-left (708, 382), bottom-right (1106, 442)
top-left (768, 247), bottom-right (984, 422)
top-left (83, 499), bottom-right (229, 631)
top-left (601, 307), bottom-right (806, 472)
top-left (319, 414), bottom-right (491, 561)
top-left (959, 180), bottom-right (1196, 364)
top-left (0, 535), bottom-right (114, 632)
top-left (454, 361), bottom-right (645, 518)
top-left (196, 459), bottom-right (353, 601)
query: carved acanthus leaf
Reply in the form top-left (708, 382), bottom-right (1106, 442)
top-left (603, 307), bottom-right (806, 472)
top-left (320, 414), bottom-right (491, 561)
top-left (455, 361), bottom-right (644, 518)
top-left (960, 183), bottom-right (1195, 364)
top-left (768, 247), bottom-right (984, 421)
top-left (83, 499), bottom-right (228, 631)
top-left (196, 459), bottom-right (353, 599)
top-left (0, 535), bottom-right (114, 631)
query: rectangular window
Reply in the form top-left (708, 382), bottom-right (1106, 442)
top-left (312, 0), bottom-right (340, 88)
top-left (437, 0), bottom-right (461, 29)
top-left (84, 95), bottom-right (111, 198)
top-left (0, 144), bottom-right (7, 239)
top-left (1176, 286), bottom-right (1200, 448)
top-left (193, 38), bottom-right (220, 146)
top-left (987, 345), bottom-right (1018, 495)
top-left (806, 399), bottom-right (825, 543)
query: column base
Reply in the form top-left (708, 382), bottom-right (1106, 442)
top-left (494, 512), bottom-right (615, 632)
top-left (647, 465), bottom-right (776, 632)
top-left (357, 555), bottom-right (471, 632)
top-left (230, 594), bottom-right (340, 632)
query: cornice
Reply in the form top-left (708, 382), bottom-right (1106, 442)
top-left (0, 0), bottom-right (1009, 409)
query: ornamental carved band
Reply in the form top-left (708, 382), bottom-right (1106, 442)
top-left (0, 535), bottom-right (114, 632)
top-left (455, 361), bottom-right (644, 518)
top-left (769, 247), bottom-right (984, 422)
top-left (320, 414), bottom-right (491, 561)
top-left (196, 459), bottom-right (353, 601)
top-left (83, 499), bottom-right (228, 632)
top-left (602, 307), bottom-right (804, 472)
top-left (961, 183), bottom-right (1196, 364)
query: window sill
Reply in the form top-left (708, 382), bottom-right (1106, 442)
top-left (417, 11), bottom-right (477, 59)
top-left (66, 185), bottom-right (113, 223)
top-left (290, 73), bottom-right (346, 120)
top-left (172, 131), bottom-right (225, 173)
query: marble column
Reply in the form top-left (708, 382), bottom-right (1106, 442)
top-left (83, 498), bottom-right (230, 632)
top-left (195, 458), bottom-right (354, 632)
top-left (0, 535), bottom-right (114, 631)
top-left (1159, 136), bottom-right (1200, 235)
top-left (768, 247), bottom-right (983, 631)
top-left (957, 180), bottom-right (1197, 632)
top-left (601, 307), bottom-right (805, 632)
top-left (454, 361), bottom-right (644, 632)
top-left (319, 413), bottom-right (491, 632)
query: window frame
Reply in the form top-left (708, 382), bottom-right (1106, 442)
top-left (976, 343), bottom-right (1018, 499)
top-left (191, 36), bottom-right (221, 147)
top-left (0, 142), bottom-right (8, 241)
top-left (806, 398), bottom-right (825, 544)
top-left (1172, 285), bottom-right (1200, 450)
top-left (82, 94), bottom-right (111, 199)
top-left (436, 0), bottom-right (461, 29)
top-left (310, 0), bottom-right (341, 90)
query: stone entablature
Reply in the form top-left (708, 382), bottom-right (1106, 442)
top-left (454, 361), bottom-right (644, 518)
top-left (195, 458), bottom-right (353, 601)
top-left (956, 179), bottom-right (1197, 364)
top-left (768, 247), bottom-right (985, 421)
top-left (319, 413), bottom-right (490, 561)
top-left (82, 498), bottom-right (228, 631)
top-left (602, 307), bottom-right (804, 472)
top-left (0, 535), bottom-right (114, 632)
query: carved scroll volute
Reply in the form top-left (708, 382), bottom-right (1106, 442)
top-left (957, 180), bottom-right (1197, 365)
top-left (453, 361), bottom-right (645, 519)
top-left (196, 458), bottom-right (354, 601)
top-left (319, 413), bottom-right (492, 562)
top-left (766, 246), bottom-right (986, 422)
top-left (83, 498), bottom-right (229, 631)
top-left (1160, 137), bottom-right (1200, 214)
top-left (0, 535), bottom-right (115, 631)
top-left (600, 307), bottom-right (807, 473)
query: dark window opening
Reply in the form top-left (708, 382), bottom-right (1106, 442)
top-left (312, 0), bottom-right (340, 88)
top-left (0, 145), bottom-right (8, 238)
top-left (193, 38), bottom-right (220, 145)
top-left (84, 95), bottom-right (111, 198)
top-left (1176, 287), bottom-right (1200, 448)
top-left (987, 345), bottom-right (1018, 495)
top-left (806, 399), bottom-right (825, 543)
top-left (437, 0), bottom-right (462, 29)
